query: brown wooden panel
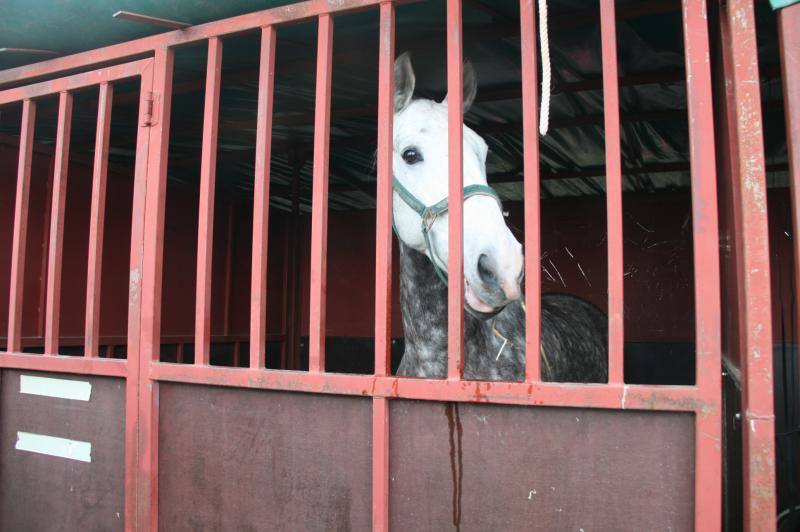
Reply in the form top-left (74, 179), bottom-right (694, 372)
top-left (158, 383), bottom-right (372, 531)
top-left (0, 369), bottom-right (125, 531)
top-left (390, 400), bottom-right (694, 531)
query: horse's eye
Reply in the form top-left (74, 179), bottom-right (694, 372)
top-left (402, 148), bottom-right (422, 165)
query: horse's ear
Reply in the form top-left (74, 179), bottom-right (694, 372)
top-left (442, 60), bottom-right (478, 113)
top-left (394, 52), bottom-right (415, 113)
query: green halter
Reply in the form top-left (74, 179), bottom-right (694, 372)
top-left (392, 177), bottom-right (506, 320)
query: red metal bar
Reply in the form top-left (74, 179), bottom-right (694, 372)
top-left (149, 362), bottom-right (706, 411)
top-left (599, 0), bottom-right (624, 384)
top-left (0, 352), bottom-right (127, 377)
top-left (681, 1), bottom-right (723, 529)
top-left (308, 14), bottom-right (333, 374)
top-left (0, 0), bottom-right (399, 89)
top-left (372, 396), bottom-right (390, 532)
top-left (722, 0), bottom-right (777, 527)
top-left (0, 59), bottom-right (152, 105)
top-left (195, 37), bottom-right (224, 367)
top-left (138, 46), bottom-right (174, 532)
top-left (250, 26), bottom-right (278, 370)
top-left (519, 0), bottom-right (541, 382)
top-left (125, 59), bottom-right (156, 530)
top-left (446, 0), bottom-right (465, 380)
top-left (85, 82), bottom-right (114, 358)
top-left (372, 6), bottom-right (394, 530)
top-left (374, 2), bottom-right (394, 378)
top-left (7, 99), bottom-right (36, 353)
top-left (44, 92), bottom-right (73, 355)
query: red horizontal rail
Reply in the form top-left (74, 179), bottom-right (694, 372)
top-left (0, 352), bottom-right (128, 377)
top-left (0, 59), bottom-right (152, 105)
top-left (149, 362), bottom-right (706, 412)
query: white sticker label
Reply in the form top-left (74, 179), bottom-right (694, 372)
top-left (20, 375), bottom-right (91, 401)
top-left (15, 432), bottom-right (92, 463)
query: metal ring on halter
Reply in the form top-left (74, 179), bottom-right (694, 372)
top-left (392, 176), bottom-right (508, 321)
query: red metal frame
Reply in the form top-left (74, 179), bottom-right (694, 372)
top-left (0, 0), bottom-right (771, 529)
top-left (717, 0), bottom-right (778, 527)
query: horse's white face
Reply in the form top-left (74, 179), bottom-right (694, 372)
top-left (392, 53), bottom-right (524, 315)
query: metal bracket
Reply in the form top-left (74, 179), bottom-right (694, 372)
top-left (141, 91), bottom-right (159, 127)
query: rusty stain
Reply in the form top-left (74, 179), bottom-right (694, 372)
top-left (445, 403), bottom-right (463, 532)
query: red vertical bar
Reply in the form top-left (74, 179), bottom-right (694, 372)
top-left (722, 0), bottom-right (776, 527)
top-left (250, 26), bottom-right (277, 370)
top-left (7, 99), bottom-right (36, 354)
top-left (124, 59), bottom-right (154, 532)
top-left (682, 2), bottom-right (723, 530)
top-left (139, 46), bottom-right (174, 532)
top-left (44, 92), bottom-right (73, 356)
top-left (373, 6), bottom-right (394, 530)
top-left (519, 0), bottom-right (541, 382)
top-left (446, 0), bottom-right (465, 380)
top-left (372, 396), bottom-right (390, 531)
top-left (599, 0), bottom-right (624, 384)
top-left (308, 14), bottom-right (334, 374)
top-left (85, 82), bottom-right (114, 357)
top-left (374, 1), bottom-right (395, 378)
top-left (195, 37), bottom-right (224, 367)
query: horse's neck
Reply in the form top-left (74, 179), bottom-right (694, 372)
top-left (398, 243), bottom-right (451, 375)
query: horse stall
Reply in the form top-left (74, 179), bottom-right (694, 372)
top-left (0, 0), bottom-right (794, 530)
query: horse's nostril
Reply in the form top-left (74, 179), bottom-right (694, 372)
top-left (477, 253), bottom-right (498, 285)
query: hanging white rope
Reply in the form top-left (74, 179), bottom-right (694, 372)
top-left (538, 0), bottom-right (551, 136)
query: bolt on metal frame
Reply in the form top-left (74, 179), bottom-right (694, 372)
top-left (0, 0), bottom-right (778, 529)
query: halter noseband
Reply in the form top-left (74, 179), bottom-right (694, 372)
top-left (392, 177), bottom-right (507, 320)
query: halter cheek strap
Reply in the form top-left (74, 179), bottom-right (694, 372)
top-left (392, 177), bottom-right (507, 320)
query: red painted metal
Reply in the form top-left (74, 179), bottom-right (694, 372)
top-left (250, 26), bottom-right (277, 370)
top-left (373, 5), bottom-right (394, 529)
top-left (309, 14), bottom-right (334, 374)
top-left (138, 46), bottom-right (174, 531)
top-left (446, 0), bottom-right (465, 380)
top-left (374, 1), bottom-right (394, 379)
top-left (519, 0), bottom-right (541, 382)
top-left (681, 1), bottom-right (723, 528)
top-left (44, 91), bottom-right (73, 355)
top-left (600, 0), bottom-right (624, 385)
top-left (124, 58), bottom-right (156, 531)
top-left (0, 352), bottom-right (128, 376)
top-left (85, 82), bottom-right (114, 357)
top-left (372, 395), bottom-right (390, 532)
top-left (0, 60), bottom-right (150, 105)
top-left (195, 37), bottom-right (223, 367)
top-left (7, 98), bottom-right (36, 354)
top-left (722, 0), bottom-right (777, 527)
